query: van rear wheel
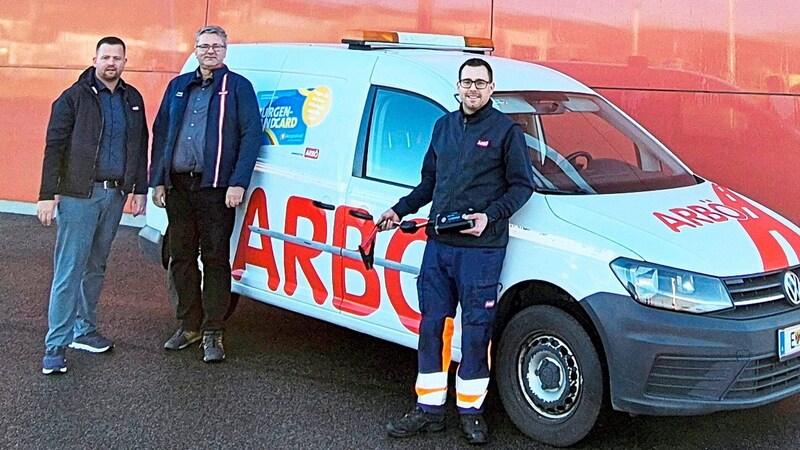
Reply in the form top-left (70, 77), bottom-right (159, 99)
top-left (497, 305), bottom-right (603, 447)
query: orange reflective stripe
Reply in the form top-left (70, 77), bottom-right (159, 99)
top-left (416, 386), bottom-right (447, 397)
top-left (457, 392), bottom-right (485, 404)
top-left (441, 317), bottom-right (454, 373)
top-left (487, 340), bottom-right (492, 370)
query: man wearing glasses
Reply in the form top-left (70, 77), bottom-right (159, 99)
top-left (150, 25), bottom-right (261, 363)
top-left (379, 59), bottom-right (534, 445)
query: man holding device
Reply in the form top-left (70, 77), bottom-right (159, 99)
top-left (379, 58), bottom-right (535, 445)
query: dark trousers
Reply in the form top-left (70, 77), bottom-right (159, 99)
top-left (165, 173), bottom-right (235, 332)
top-left (415, 239), bottom-right (506, 414)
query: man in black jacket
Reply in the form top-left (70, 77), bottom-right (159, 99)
top-left (380, 58), bottom-right (534, 445)
top-left (38, 36), bottom-right (148, 375)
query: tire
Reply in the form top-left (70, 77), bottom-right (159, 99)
top-left (496, 305), bottom-right (603, 447)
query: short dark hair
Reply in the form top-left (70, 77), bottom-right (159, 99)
top-left (96, 36), bottom-right (126, 54)
top-left (459, 58), bottom-right (493, 82)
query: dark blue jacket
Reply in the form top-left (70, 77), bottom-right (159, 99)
top-left (39, 67), bottom-right (148, 200)
top-left (150, 65), bottom-right (261, 189)
top-left (393, 103), bottom-right (535, 248)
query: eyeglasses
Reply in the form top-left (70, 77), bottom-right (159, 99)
top-left (196, 44), bottom-right (226, 52)
top-left (459, 79), bottom-right (490, 89)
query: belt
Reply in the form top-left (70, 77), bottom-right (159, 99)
top-left (95, 179), bottom-right (122, 189)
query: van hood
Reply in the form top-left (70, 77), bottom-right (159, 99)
top-left (544, 181), bottom-right (800, 277)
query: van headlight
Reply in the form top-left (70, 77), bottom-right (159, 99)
top-left (610, 258), bottom-right (733, 313)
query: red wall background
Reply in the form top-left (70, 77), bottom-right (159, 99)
top-left (1, 1), bottom-right (798, 222)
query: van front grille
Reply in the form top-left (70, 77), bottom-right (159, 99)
top-left (711, 266), bottom-right (800, 319)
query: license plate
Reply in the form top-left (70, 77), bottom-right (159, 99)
top-left (778, 323), bottom-right (800, 361)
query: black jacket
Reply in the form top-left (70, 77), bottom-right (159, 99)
top-left (393, 103), bottom-right (535, 248)
top-left (39, 67), bottom-right (148, 200)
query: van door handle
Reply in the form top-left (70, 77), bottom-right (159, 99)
top-left (349, 210), bottom-right (374, 221)
top-left (312, 200), bottom-right (335, 210)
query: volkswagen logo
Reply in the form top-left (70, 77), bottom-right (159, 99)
top-left (785, 271), bottom-right (800, 306)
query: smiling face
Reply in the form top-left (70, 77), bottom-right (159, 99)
top-left (194, 32), bottom-right (227, 71)
top-left (93, 44), bottom-right (126, 84)
top-left (457, 65), bottom-right (495, 115)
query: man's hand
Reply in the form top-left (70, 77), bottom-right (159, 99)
top-left (37, 199), bottom-right (58, 227)
top-left (226, 186), bottom-right (245, 208)
top-left (131, 194), bottom-right (147, 216)
top-left (460, 212), bottom-right (489, 237)
top-left (377, 208), bottom-right (400, 231)
top-left (152, 185), bottom-right (166, 208)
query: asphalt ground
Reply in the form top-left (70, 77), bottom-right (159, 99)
top-left (1, 211), bottom-right (798, 449)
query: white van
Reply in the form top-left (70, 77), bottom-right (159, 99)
top-left (139, 32), bottom-right (800, 447)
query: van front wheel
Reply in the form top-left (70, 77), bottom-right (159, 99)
top-left (496, 305), bottom-right (603, 447)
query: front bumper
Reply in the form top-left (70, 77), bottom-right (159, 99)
top-left (138, 225), bottom-right (164, 267)
top-left (582, 292), bottom-right (800, 416)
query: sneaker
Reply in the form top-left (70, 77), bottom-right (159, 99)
top-left (42, 346), bottom-right (67, 375)
top-left (459, 414), bottom-right (489, 445)
top-left (164, 327), bottom-right (202, 350)
top-left (69, 331), bottom-right (113, 353)
top-left (386, 406), bottom-right (445, 438)
top-left (202, 331), bottom-right (225, 363)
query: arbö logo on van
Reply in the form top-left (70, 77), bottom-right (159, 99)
top-left (785, 271), bottom-right (800, 306)
top-left (654, 184), bottom-right (800, 272)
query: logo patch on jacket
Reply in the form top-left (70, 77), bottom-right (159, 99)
top-left (485, 300), bottom-right (496, 309)
top-left (176, 92), bottom-right (184, 97)
top-left (476, 139), bottom-right (490, 148)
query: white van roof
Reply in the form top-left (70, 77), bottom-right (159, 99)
top-left (219, 43), bottom-right (595, 95)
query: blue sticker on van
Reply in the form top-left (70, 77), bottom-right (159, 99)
top-left (257, 86), bottom-right (332, 146)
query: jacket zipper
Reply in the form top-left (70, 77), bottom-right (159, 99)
top-left (446, 115), bottom-right (469, 212)
top-left (88, 85), bottom-right (104, 198)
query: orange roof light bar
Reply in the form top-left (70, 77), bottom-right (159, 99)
top-left (342, 30), bottom-right (494, 53)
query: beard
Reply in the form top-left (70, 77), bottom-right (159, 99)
top-left (97, 67), bottom-right (120, 83)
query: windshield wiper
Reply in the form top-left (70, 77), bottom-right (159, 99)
top-left (534, 187), bottom-right (592, 195)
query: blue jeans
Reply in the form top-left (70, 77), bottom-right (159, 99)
top-left (44, 184), bottom-right (126, 350)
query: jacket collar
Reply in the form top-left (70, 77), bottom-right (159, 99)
top-left (78, 66), bottom-right (128, 93)
top-left (190, 64), bottom-right (230, 87)
top-left (460, 100), bottom-right (494, 123)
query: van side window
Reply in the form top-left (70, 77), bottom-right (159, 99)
top-left (364, 89), bottom-right (446, 187)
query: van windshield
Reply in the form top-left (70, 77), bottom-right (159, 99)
top-left (493, 92), bottom-right (698, 194)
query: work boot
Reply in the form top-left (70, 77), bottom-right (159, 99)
top-left (460, 414), bottom-right (489, 445)
top-left (386, 405), bottom-right (445, 438)
top-left (164, 327), bottom-right (202, 350)
top-left (202, 330), bottom-right (225, 363)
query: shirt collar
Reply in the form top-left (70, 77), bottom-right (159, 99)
top-left (93, 73), bottom-right (125, 93)
top-left (193, 68), bottom-right (216, 87)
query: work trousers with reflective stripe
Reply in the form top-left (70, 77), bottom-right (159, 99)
top-left (415, 240), bottom-right (506, 415)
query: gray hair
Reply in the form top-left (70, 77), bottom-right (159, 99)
top-left (195, 25), bottom-right (228, 45)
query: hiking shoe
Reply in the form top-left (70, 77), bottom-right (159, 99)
top-left (42, 346), bottom-right (67, 375)
top-left (202, 331), bottom-right (225, 363)
top-left (386, 406), bottom-right (445, 438)
top-left (164, 327), bottom-right (202, 350)
top-left (460, 414), bottom-right (489, 445)
top-left (69, 331), bottom-right (113, 353)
